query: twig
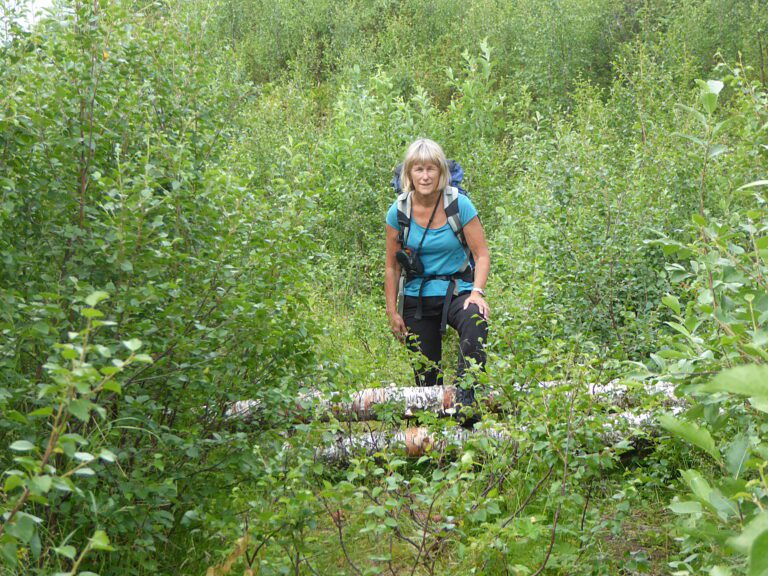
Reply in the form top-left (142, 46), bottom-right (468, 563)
top-left (409, 488), bottom-right (441, 576)
top-left (580, 479), bottom-right (594, 535)
top-left (320, 497), bottom-right (362, 576)
top-left (301, 551), bottom-right (321, 576)
top-left (502, 463), bottom-right (555, 528)
top-left (529, 381), bottom-right (578, 576)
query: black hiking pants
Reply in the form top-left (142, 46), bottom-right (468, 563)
top-left (402, 292), bottom-right (488, 401)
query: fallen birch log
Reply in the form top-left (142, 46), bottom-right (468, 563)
top-left (316, 425), bottom-right (513, 462)
top-left (316, 401), bottom-right (683, 463)
top-left (226, 385), bottom-right (483, 422)
top-left (226, 379), bottom-right (682, 423)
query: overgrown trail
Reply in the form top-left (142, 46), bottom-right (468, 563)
top-left (1, 0), bottom-right (768, 574)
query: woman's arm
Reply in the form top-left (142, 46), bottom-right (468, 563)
top-left (385, 224), bottom-right (407, 338)
top-left (462, 216), bottom-right (491, 318)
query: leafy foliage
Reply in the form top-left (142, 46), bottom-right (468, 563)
top-left (2, 0), bottom-right (768, 574)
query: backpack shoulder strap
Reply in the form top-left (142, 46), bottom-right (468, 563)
top-left (395, 191), bottom-right (411, 317)
top-left (443, 186), bottom-right (467, 248)
top-left (396, 191), bottom-right (412, 245)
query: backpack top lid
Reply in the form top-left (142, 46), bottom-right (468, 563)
top-left (391, 159), bottom-right (467, 196)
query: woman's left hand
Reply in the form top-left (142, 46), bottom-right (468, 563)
top-left (464, 291), bottom-right (490, 320)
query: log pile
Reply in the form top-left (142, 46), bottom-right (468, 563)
top-left (316, 381), bottom-right (685, 462)
top-left (226, 379), bottom-right (681, 423)
top-left (226, 379), bottom-right (685, 462)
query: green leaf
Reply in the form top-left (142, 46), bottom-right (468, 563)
top-left (751, 397), bottom-right (768, 414)
top-left (6, 410), bottom-right (27, 424)
top-left (738, 180), bottom-right (768, 191)
top-left (30, 531), bottom-right (41, 560)
top-left (31, 322), bottom-right (50, 336)
top-left (98, 449), bottom-right (117, 463)
top-left (68, 399), bottom-right (92, 422)
top-left (85, 291), bottom-right (109, 307)
top-left (30, 475), bottom-right (52, 495)
top-left (4, 474), bottom-right (24, 493)
top-left (742, 345), bottom-right (768, 363)
top-left (90, 346), bottom-right (111, 360)
top-left (1, 541), bottom-right (18, 567)
top-left (675, 104), bottom-right (708, 128)
top-left (701, 92), bottom-right (718, 114)
top-left (712, 116), bottom-right (738, 137)
top-left (61, 347), bottom-right (78, 360)
top-left (725, 434), bottom-right (750, 479)
top-left (81, 307), bottom-right (104, 319)
top-left (669, 500), bottom-right (703, 515)
top-left (702, 366), bottom-right (768, 407)
top-left (749, 530), bottom-right (768, 576)
top-left (661, 295), bottom-right (681, 315)
top-left (708, 144), bottom-right (727, 159)
top-left (7, 513), bottom-right (36, 544)
top-left (675, 132), bottom-right (707, 147)
top-left (102, 380), bottom-right (122, 394)
top-left (54, 545), bottom-right (77, 560)
top-left (706, 80), bottom-right (724, 95)
top-left (665, 321), bottom-right (693, 339)
top-left (28, 407), bottom-right (53, 418)
top-left (89, 530), bottom-right (114, 551)
top-left (680, 469), bottom-right (714, 505)
top-left (728, 512), bottom-right (768, 553)
top-left (9, 440), bottom-right (35, 452)
top-left (659, 414), bottom-right (721, 462)
top-left (74, 452), bottom-right (95, 462)
top-left (122, 338), bottom-right (142, 352)
top-left (710, 489), bottom-right (739, 520)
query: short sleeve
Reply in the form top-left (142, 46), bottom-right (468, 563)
top-left (458, 194), bottom-right (478, 226)
top-left (386, 201), bottom-right (399, 229)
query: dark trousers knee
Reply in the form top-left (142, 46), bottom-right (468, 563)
top-left (402, 293), bottom-right (487, 388)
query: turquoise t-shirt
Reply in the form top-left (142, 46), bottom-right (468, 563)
top-left (386, 193), bottom-right (478, 297)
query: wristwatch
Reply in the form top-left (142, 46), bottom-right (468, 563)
top-left (472, 287), bottom-right (486, 296)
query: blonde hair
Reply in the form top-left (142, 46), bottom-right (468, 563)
top-left (400, 138), bottom-right (451, 193)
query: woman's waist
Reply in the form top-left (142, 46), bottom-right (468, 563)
top-left (404, 277), bottom-right (473, 295)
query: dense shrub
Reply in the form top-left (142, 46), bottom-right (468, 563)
top-left (3, 0), bottom-right (768, 574)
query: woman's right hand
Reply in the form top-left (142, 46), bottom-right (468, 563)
top-left (388, 312), bottom-right (407, 341)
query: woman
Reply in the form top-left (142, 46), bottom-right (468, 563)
top-left (385, 138), bottom-right (490, 410)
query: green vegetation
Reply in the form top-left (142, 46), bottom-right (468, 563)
top-left (1, 0), bottom-right (768, 573)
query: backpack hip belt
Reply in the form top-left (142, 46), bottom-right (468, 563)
top-left (412, 269), bottom-right (475, 334)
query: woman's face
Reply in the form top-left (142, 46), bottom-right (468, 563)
top-left (410, 162), bottom-right (440, 197)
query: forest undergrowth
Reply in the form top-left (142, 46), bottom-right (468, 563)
top-left (2, 0), bottom-right (768, 574)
